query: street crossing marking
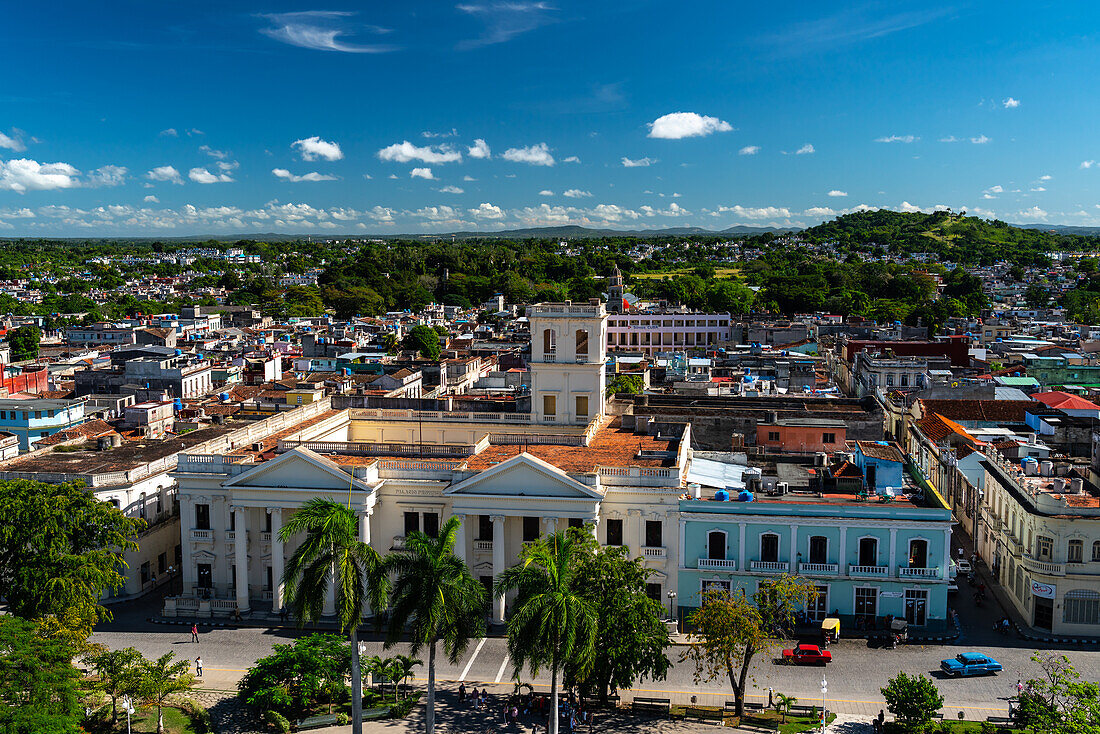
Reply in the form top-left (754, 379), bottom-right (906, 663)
top-left (459, 637), bottom-right (487, 681)
top-left (494, 653), bottom-right (510, 684)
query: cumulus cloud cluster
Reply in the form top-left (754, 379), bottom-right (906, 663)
top-left (294, 136), bottom-right (344, 161)
top-left (647, 112), bottom-right (733, 139)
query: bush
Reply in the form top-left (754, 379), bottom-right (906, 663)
top-left (335, 712), bottom-right (349, 725)
top-left (262, 709), bottom-right (290, 734)
top-left (390, 691), bottom-right (422, 719)
top-left (881, 672), bottom-right (944, 728)
top-left (177, 698), bottom-right (212, 734)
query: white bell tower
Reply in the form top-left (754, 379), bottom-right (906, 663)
top-left (528, 301), bottom-right (608, 425)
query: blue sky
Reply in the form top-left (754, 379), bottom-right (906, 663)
top-left (2, 1), bottom-right (1099, 235)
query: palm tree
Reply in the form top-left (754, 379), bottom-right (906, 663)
top-left (390, 654), bottom-right (422, 698)
top-left (496, 530), bottom-right (597, 734)
top-left (386, 515), bottom-right (485, 734)
top-left (775, 692), bottom-right (797, 723)
top-left (362, 654), bottom-right (387, 694)
top-left (137, 652), bottom-right (194, 734)
top-left (280, 498), bottom-right (389, 734)
top-left (86, 646), bottom-right (142, 723)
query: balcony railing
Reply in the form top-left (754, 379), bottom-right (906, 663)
top-left (1022, 555), bottom-right (1065, 576)
top-left (474, 540), bottom-right (494, 553)
top-left (750, 560), bottom-right (789, 573)
top-left (642, 546), bottom-right (667, 559)
top-left (799, 562), bottom-right (839, 575)
top-left (849, 565), bottom-right (889, 577)
top-left (898, 566), bottom-right (941, 579)
top-left (697, 558), bottom-right (738, 570)
top-left (542, 352), bottom-right (557, 362)
top-left (190, 528), bottom-right (212, 541)
top-left (260, 531), bottom-right (272, 542)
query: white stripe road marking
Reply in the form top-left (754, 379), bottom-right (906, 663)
top-left (494, 652), bottom-right (510, 684)
top-left (459, 638), bottom-right (487, 681)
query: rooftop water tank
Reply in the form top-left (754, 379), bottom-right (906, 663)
top-left (714, 489), bottom-right (730, 502)
top-left (737, 490), bottom-right (754, 502)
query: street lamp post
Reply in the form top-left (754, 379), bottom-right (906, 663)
top-left (820, 677), bottom-right (828, 733)
top-left (121, 696), bottom-right (134, 734)
top-left (667, 591), bottom-right (677, 622)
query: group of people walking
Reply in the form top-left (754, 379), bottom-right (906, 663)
top-left (457, 683), bottom-right (592, 733)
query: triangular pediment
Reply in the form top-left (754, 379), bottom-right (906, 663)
top-left (224, 447), bottom-right (374, 492)
top-left (446, 452), bottom-right (602, 499)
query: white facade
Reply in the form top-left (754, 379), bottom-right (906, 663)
top-left (606, 312), bottom-right (732, 356)
top-left (529, 302), bottom-right (608, 425)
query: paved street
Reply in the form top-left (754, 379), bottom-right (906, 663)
top-left (92, 588), bottom-right (1100, 722)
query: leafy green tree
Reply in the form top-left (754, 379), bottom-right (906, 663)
top-left (563, 540), bottom-right (670, 703)
top-left (137, 652), bottom-right (195, 734)
top-left (682, 575), bottom-right (817, 717)
top-left (775, 693), bottom-right (797, 723)
top-left (6, 325), bottom-right (40, 362)
top-left (0, 479), bottom-right (142, 643)
top-left (497, 531), bottom-right (598, 734)
top-left (390, 654), bottom-right (423, 699)
top-left (0, 616), bottom-right (82, 734)
top-left (881, 672), bottom-right (943, 728)
top-left (386, 516), bottom-right (485, 734)
top-left (1025, 283), bottom-right (1051, 309)
top-left (279, 499), bottom-right (389, 734)
top-left (402, 324), bottom-right (442, 361)
top-left (238, 634), bottom-right (350, 719)
top-left (1015, 652), bottom-right (1100, 733)
top-left (606, 374), bottom-right (644, 396)
top-left (85, 646), bottom-right (143, 723)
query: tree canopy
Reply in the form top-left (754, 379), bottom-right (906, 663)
top-left (0, 616), bottom-right (82, 734)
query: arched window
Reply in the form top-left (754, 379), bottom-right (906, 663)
top-left (808, 536), bottom-right (828, 565)
top-left (1093, 541), bottom-right (1100, 562)
top-left (542, 328), bottom-right (556, 356)
top-left (908, 539), bottom-right (928, 568)
top-left (1064, 590), bottom-right (1100, 625)
top-left (1068, 539), bottom-right (1084, 564)
top-left (858, 537), bottom-right (878, 567)
top-left (707, 531), bottom-right (726, 560)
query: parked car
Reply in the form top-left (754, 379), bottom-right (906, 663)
top-left (782, 644), bottom-right (832, 665)
top-left (940, 652), bottom-right (1002, 677)
top-left (956, 560), bottom-right (973, 575)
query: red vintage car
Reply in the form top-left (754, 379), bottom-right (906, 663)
top-left (782, 644), bottom-right (833, 665)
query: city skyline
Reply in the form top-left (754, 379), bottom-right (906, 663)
top-left (2, 1), bottom-right (1099, 235)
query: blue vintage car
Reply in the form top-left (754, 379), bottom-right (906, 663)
top-left (940, 652), bottom-right (1003, 677)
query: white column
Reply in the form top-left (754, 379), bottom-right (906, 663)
top-left (889, 528), bottom-right (898, 574)
top-left (628, 510), bottom-right (642, 555)
top-left (588, 514), bottom-right (599, 540)
top-left (542, 516), bottom-right (558, 537)
top-left (838, 525), bottom-right (848, 575)
top-left (491, 515), bottom-right (506, 624)
top-left (738, 523), bottom-right (747, 571)
top-left (360, 508), bottom-right (372, 546)
top-left (942, 527), bottom-right (952, 579)
top-left (180, 495), bottom-right (194, 591)
top-left (234, 506), bottom-right (250, 613)
top-left (269, 508), bottom-right (284, 613)
top-left (789, 523), bottom-right (798, 573)
top-left (453, 513), bottom-right (467, 564)
top-left (323, 565), bottom-right (336, 617)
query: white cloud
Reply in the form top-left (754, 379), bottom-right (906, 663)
top-left (899, 201), bottom-right (922, 213)
top-left (592, 203), bottom-right (642, 221)
top-left (410, 167), bottom-right (436, 180)
top-left (827, 190), bottom-right (847, 197)
top-left (159, 128), bottom-right (178, 137)
top-left (293, 136), bottom-right (344, 161)
top-left (1030, 186), bottom-right (1046, 192)
top-left (1081, 160), bottom-right (1096, 169)
top-left (456, 2), bottom-right (556, 49)
top-left (1016, 205), bottom-right (1048, 221)
top-left (422, 128), bottom-right (458, 139)
top-left (439, 185), bottom-right (464, 193)
top-left (377, 140), bottom-right (461, 164)
top-left (467, 138), bottom-right (491, 159)
top-left (0, 159), bottom-right (81, 193)
top-left (187, 128), bottom-right (204, 137)
top-left (1040, 174), bottom-right (1052, 181)
top-left (146, 165), bottom-right (184, 184)
top-left (739, 145), bottom-right (760, 155)
top-left (718, 205), bottom-right (793, 219)
top-left (1003, 97), bottom-right (1020, 108)
top-left (469, 202), bottom-right (505, 220)
top-left (639, 202), bottom-right (690, 218)
top-left (538, 190), bottom-right (554, 196)
top-left (188, 167), bottom-right (233, 184)
top-left (646, 112), bottom-right (733, 139)
top-left (411, 205), bottom-right (463, 221)
top-left (562, 155), bottom-right (580, 163)
top-left (463, 175), bottom-right (477, 181)
top-left (0, 132), bottom-right (26, 152)
top-left (87, 165), bottom-right (127, 187)
top-left (875, 135), bottom-right (917, 143)
top-left (216, 160), bottom-right (238, 173)
top-left (804, 207), bottom-right (837, 218)
top-left (199, 145), bottom-right (228, 160)
top-left (795, 143), bottom-right (815, 155)
top-left (502, 142), bottom-right (554, 166)
top-left (939, 136), bottom-right (960, 143)
top-left (970, 135), bottom-right (991, 144)
top-left (563, 189), bottom-right (592, 198)
top-left (144, 195), bottom-right (159, 203)
top-left (621, 156), bottom-right (655, 167)
top-left (258, 11), bottom-right (396, 54)
top-left (272, 168), bottom-right (338, 182)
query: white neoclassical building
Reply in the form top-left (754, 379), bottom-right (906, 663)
top-left (164, 302), bottom-right (689, 622)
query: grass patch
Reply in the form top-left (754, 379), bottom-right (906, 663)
top-left (85, 705), bottom-right (198, 734)
top-left (633, 267), bottom-right (743, 279)
top-left (884, 722), bottom-right (1025, 734)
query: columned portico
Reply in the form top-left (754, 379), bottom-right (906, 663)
top-left (491, 515), bottom-right (506, 624)
top-left (233, 506), bottom-right (250, 613)
top-left (542, 516), bottom-right (558, 536)
top-left (268, 507), bottom-right (284, 612)
top-left (181, 495), bottom-right (195, 589)
top-left (453, 513), bottom-right (467, 563)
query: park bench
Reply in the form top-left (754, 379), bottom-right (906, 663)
top-left (296, 714), bottom-right (338, 730)
top-left (582, 693), bottom-right (620, 708)
top-left (631, 696), bottom-right (670, 716)
top-left (725, 700), bottom-right (764, 712)
top-left (684, 706), bottom-right (726, 723)
top-left (742, 714), bottom-right (780, 732)
top-left (986, 715), bottom-right (1012, 725)
top-left (789, 704), bottom-right (816, 718)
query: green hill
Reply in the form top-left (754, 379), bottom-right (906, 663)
top-left (799, 210), bottom-right (1098, 264)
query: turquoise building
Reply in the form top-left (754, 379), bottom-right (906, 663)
top-left (677, 479), bottom-right (952, 631)
top-left (0, 397), bottom-right (86, 451)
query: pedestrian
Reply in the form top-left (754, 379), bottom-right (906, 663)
top-left (195, 656), bottom-right (203, 677)
top-left (233, 604), bottom-right (243, 622)
top-left (150, 573), bottom-right (157, 587)
top-left (459, 682), bottom-right (467, 703)
top-left (279, 606), bottom-right (289, 623)
top-left (191, 623), bottom-right (199, 642)
top-left (1017, 679), bottom-right (1024, 696)
top-left (970, 552), bottom-right (978, 565)
top-left (957, 547), bottom-right (964, 559)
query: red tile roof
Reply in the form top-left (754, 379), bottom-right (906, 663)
top-left (1032, 391), bottom-right (1100, 412)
